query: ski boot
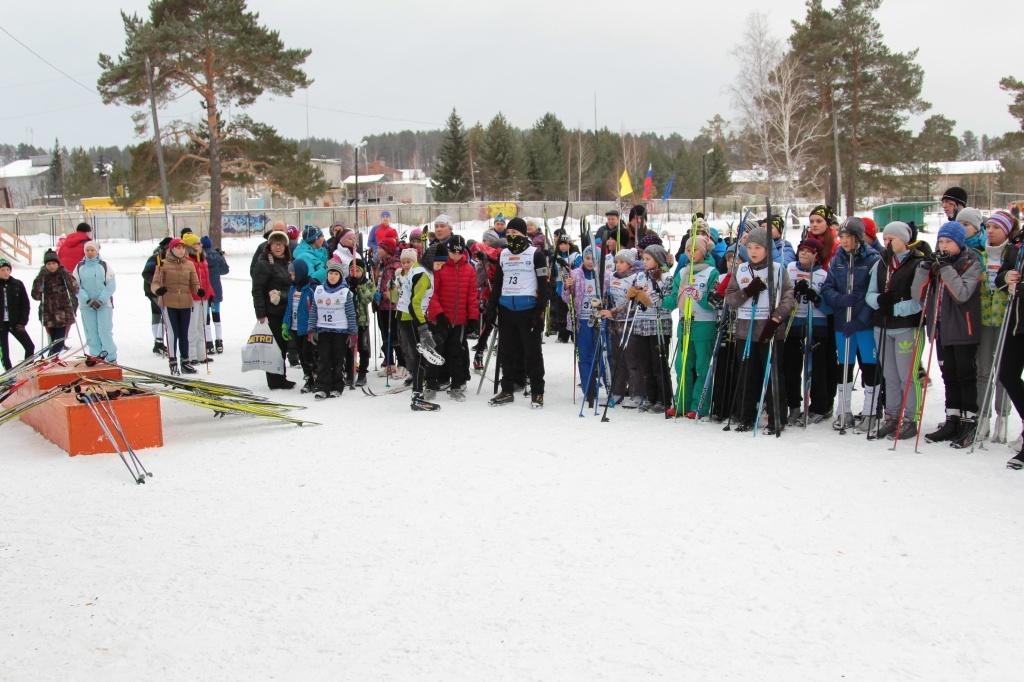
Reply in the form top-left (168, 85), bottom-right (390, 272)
top-left (180, 360), bottom-right (197, 375)
top-left (153, 339), bottom-right (168, 356)
top-left (787, 410), bottom-right (804, 426)
top-left (411, 392), bottom-right (440, 411)
top-left (215, 340), bottom-right (224, 354)
top-left (1007, 445), bottom-right (1024, 470)
top-left (206, 341), bottom-right (216, 357)
top-left (832, 413), bottom-right (856, 431)
top-left (300, 376), bottom-right (316, 394)
top-left (314, 390), bottom-right (330, 400)
top-left (168, 357), bottom-right (181, 376)
top-left (473, 349), bottom-right (484, 371)
top-left (950, 418), bottom-right (978, 449)
top-left (447, 384), bottom-right (466, 402)
top-left (531, 393), bottom-right (544, 409)
top-left (925, 415), bottom-right (961, 443)
top-left (891, 420), bottom-right (917, 441)
top-left (355, 372), bottom-right (367, 387)
top-left (489, 390), bottom-right (515, 406)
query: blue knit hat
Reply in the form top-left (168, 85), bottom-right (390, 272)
top-left (302, 225), bottom-right (323, 244)
top-left (937, 220), bottom-right (966, 248)
top-left (200, 235), bottom-right (212, 249)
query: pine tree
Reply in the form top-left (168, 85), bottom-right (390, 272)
top-left (524, 113), bottom-right (566, 200)
top-left (63, 148), bottom-right (104, 200)
top-left (47, 138), bottom-right (66, 201)
top-left (479, 113), bottom-right (521, 199)
top-left (431, 109), bottom-right (471, 202)
top-left (98, 0), bottom-right (312, 247)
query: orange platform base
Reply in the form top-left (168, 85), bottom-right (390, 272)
top-left (5, 361), bottom-right (163, 456)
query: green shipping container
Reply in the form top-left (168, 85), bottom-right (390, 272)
top-left (872, 202), bottom-right (937, 232)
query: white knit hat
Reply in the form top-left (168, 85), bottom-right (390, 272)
top-left (400, 248), bottom-right (418, 262)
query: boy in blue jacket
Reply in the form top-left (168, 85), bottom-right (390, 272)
top-left (310, 261), bottom-right (357, 399)
top-left (282, 259), bottom-right (318, 393)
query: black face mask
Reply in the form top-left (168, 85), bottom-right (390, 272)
top-left (508, 234), bottom-right (530, 254)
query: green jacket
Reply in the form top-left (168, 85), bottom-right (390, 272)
top-left (980, 244), bottom-right (1010, 327)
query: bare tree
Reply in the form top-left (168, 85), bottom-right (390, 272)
top-left (731, 12), bottom-right (826, 201)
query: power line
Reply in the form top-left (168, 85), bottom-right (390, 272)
top-left (273, 99), bottom-right (442, 128)
top-left (0, 25), bottom-right (98, 96)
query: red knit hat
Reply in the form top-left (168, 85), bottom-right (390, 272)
top-left (861, 217), bottom-right (878, 242)
top-left (797, 236), bottom-right (825, 264)
top-left (378, 237), bottom-right (398, 255)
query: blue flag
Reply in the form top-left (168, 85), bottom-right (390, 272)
top-left (660, 174), bottom-right (675, 201)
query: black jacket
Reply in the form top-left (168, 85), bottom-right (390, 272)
top-left (995, 242), bottom-right (1024, 336)
top-left (0, 276), bottom-right (31, 326)
top-left (252, 250), bottom-right (292, 320)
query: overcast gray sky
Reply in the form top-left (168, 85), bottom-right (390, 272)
top-left (1, 0), bottom-right (1019, 153)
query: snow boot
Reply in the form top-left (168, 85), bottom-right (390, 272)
top-left (874, 417), bottom-right (899, 440)
top-left (892, 420), bottom-right (918, 441)
top-left (215, 340), bottom-right (224, 354)
top-left (206, 341), bottom-right (216, 357)
top-left (489, 390), bottom-right (515, 406)
top-left (355, 372), bottom-right (367, 387)
top-left (300, 376), bottom-right (316, 394)
top-left (411, 392), bottom-right (440, 411)
top-left (832, 413), bottom-right (856, 431)
top-left (950, 417), bottom-right (978, 449)
top-left (925, 415), bottom-right (961, 443)
top-left (991, 415), bottom-right (1008, 444)
top-left (180, 360), bottom-right (197, 375)
top-left (1007, 445), bottom-right (1024, 470)
top-left (447, 384), bottom-right (466, 402)
top-left (168, 358), bottom-right (181, 376)
top-left (314, 390), bottom-right (330, 400)
top-left (531, 393), bottom-right (544, 409)
top-left (473, 349), bottom-right (484, 371)
top-left (153, 339), bottom-right (168, 356)
top-left (807, 411), bottom-right (830, 425)
top-left (787, 409), bottom-right (804, 426)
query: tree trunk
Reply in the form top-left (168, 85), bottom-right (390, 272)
top-left (204, 53), bottom-right (223, 249)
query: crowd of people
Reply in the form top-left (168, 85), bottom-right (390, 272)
top-left (2, 188), bottom-right (1024, 469)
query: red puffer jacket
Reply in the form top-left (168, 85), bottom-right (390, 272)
top-left (189, 254), bottom-right (213, 302)
top-left (428, 257), bottom-right (480, 326)
top-left (57, 231), bottom-right (91, 273)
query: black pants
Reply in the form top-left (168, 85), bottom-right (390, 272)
top-left (0, 322), bottom-right (35, 370)
top-left (736, 340), bottom-right (787, 427)
top-left (265, 314), bottom-right (290, 388)
top-left (377, 308), bottom-right (403, 367)
top-left (998, 329), bottom-right (1024, 425)
top-left (436, 323), bottom-right (470, 389)
top-left (316, 331), bottom-right (348, 393)
top-left (497, 308), bottom-right (545, 395)
top-left (295, 334), bottom-right (317, 382)
top-left (473, 320), bottom-right (494, 353)
top-left (164, 307), bottom-right (191, 359)
top-left (783, 325), bottom-right (833, 415)
top-left (938, 343), bottom-right (978, 416)
top-left (711, 335), bottom-right (737, 420)
top-left (625, 333), bottom-right (672, 406)
top-left (344, 326), bottom-right (370, 382)
top-left (45, 326), bottom-right (67, 355)
top-left (608, 321), bottom-right (629, 396)
top-left (398, 320), bottom-right (424, 393)
top-left (548, 296), bottom-right (570, 339)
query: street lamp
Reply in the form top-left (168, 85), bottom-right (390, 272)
top-left (701, 147), bottom-right (714, 219)
top-left (94, 155), bottom-right (114, 196)
top-left (354, 138), bottom-right (368, 229)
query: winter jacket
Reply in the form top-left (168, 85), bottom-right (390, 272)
top-left (821, 244), bottom-right (880, 333)
top-left (188, 254), bottom-right (212, 303)
top-left (346, 275), bottom-right (377, 328)
top-left (865, 249), bottom-right (923, 330)
top-left (310, 280), bottom-right (357, 335)
top-left (724, 259), bottom-right (795, 342)
top-left (204, 246), bottom-right (230, 302)
top-left (995, 242), bottom-right (1024, 336)
top-left (151, 254), bottom-right (199, 310)
top-left (911, 247), bottom-right (983, 346)
top-left (251, 248), bottom-right (292, 320)
top-left (283, 282), bottom-right (316, 336)
top-left (562, 266), bottom-right (600, 323)
top-left (427, 257), bottom-right (480, 326)
top-left (57, 232), bottom-right (91, 273)
top-left (293, 240), bottom-right (329, 284)
top-left (0, 276), bottom-right (31, 326)
top-left (31, 267), bottom-right (78, 328)
top-left (142, 247), bottom-right (163, 300)
top-left (376, 254), bottom-right (402, 312)
top-left (74, 256), bottom-right (116, 309)
top-left (249, 240), bottom-right (269, 278)
top-left (473, 243), bottom-right (501, 304)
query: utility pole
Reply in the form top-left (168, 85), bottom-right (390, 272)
top-left (145, 55), bottom-right (173, 238)
top-left (831, 89), bottom-right (842, 215)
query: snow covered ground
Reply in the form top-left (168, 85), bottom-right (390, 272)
top-left (3, 227), bottom-right (1023, 680)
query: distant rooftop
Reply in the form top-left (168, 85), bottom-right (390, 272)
top-left (0, 159), bottom-right (50, 179)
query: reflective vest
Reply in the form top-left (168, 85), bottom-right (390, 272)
top-left (678, 267), bottom-right (717, 322)
top-left (786, 262), bottom-right (827, 320)
top-left (397, 266), bottom-right (431, 317)
top-left (314, 285), bottom-right (350, 330)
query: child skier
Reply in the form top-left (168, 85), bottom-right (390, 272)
top-left (310, 261), bottom-right (357, 399)
top-left (375, 237), bottom-right (405, 380)
top-left (31, 249), bottom-right (78, 356)
top-left (912, 221), bottom-right (983, 447)
top-left (181, 233), bottom-right (212, 365)
top-left (426, 235), bottom-right (479, 401)
top-left (821, 218), bottom-right (880, 431)
top-left (600, 248), bottom-right (639, 405)
top-left (151, 239), bottom-right (200, 375)
top-left (564, 245), bottom-right (604, 405)
top-left (979, 210), bottom-right (1018, 443)
top-left (724, 227), bottom-right (795, 432)
top-left (864, 222), bottom-right (925, 440)
top-left (397, 248), bottom-right (440, 410)
top-left (346, 258), bottom-right (376, 388)
top-left (281, 259), bottom-right (318, 393)
top-left (624, 244), bottom-right (674, 414)
top-left (783, 237), bottom-right (833, 425)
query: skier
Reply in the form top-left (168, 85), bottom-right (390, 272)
top-left (30, 249), bottom-right (78, 356)
top-left (309, 261), bottom-right (356, 399)
top-left (201, 235), bottom-right (230, 354)
top-left (624, 244), bottom-right (674, 414)
top-left (864, 222), bottom-right (925, 440)
top-left (142, 237), bottom-right (172, 355)
top-left (821, 218), bottom-right (880, 430)
top-left (724, 227), bottom-right (794, 432)
top-left (912, 221), bottom-right (983, 447)
top-left (485, 217), bottom-right (549, 408)
top-left (600, 248), bottom-right (639, 406)
top-left (73, 242), bottom-right (117, 363)
top-left (397, 247), bottom-right (440, 410)
top-left (425, 234), bottom-right (479, 401)
top-left (993, 212), bottom-right (1024, 468)
top-left (470, 239), bottom-right (502, 369)
top-left (563, 245), bottom-right (603, 405)
top-left (252, 230), bottom-right (295, 390)
top-left (978, 210), bottom-right (1018, 442)
top-left (281, 259), bottom-right (318, 393)
top-left (57, 222), bottom-right (92, 273)
top-left (375, 236), bottom-right (406, 380)
top-left (346, 258), bottom-right (376, 387)
top-left (0, 257), bottom-right (34, 370)
top-left (151, 238), bottom-right (200, 375)
top-left (783, 237), bottom-right (833, 425)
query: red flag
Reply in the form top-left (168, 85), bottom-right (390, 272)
top-left (641, 163), bottom-right (654, 200)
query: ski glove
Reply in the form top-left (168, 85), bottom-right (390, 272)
top-left (154, 287), bottom-right (168, 296)
top-left (804, 289), bottom-right (821, 305)
top-left (793, 279), bottom-right (810, 298)
top-left (417, 324), bottom-right (437, 352)
top-left (433, 314), bottom-right (450, 333)
top-left (758, 317), bottom-right (781, 342)
top-left (281, 323), bottom-right (292, 342)
top-left (743, 278), bottom-right (767, 299)
top-left (89, 299), bottom-right (102, 310)
top-left (708, 290), bottom-right (725, 308)
top-left (196, 288), bottom-right (206, 299)
top-left (876, 291), bottom-right (895, 312)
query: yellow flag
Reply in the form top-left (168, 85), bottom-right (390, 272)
top-left (618, 169), bottom-right (634, 198)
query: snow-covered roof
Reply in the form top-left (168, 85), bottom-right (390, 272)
top-left (385, 179), bottom-right (431, 186)
top-left (862, 160), bottom-right (1003, 176)
top-left (730, 169), bottom-right (769, 183)
top-left (341, 174), bottom-right (385, 185)
top-left (0, 159), bottom-right (49, 179)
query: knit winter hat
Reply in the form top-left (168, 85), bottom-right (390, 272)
top-left (180, 227), bottom-right (193, 236)
top-left (987, 210), bottom-right (1016, 237)
top-left (937, 221), bottom-right (966, 248)
top-left (746, 227), bottom-right (770, 249)
top-left (861, 217), bottom-right (878, 241)
top-left (378, 237), bottom-right (398, 255)
top-left (267, 230), bottom-right (289, 246)
top-left (447, 234), bottom-right (467, 253)
top-left (167, 238), bottom-right (185, 252)
top-left (582, 245), bottom-right (595, 261)
top-left (882, 221), bottom-right (912, 246)
top-left (644, 244), bottom-right (669, 269)
top-left (434, 247), bottom-right (449, 263)
top-left (637, 232), bottom-right (663, 250)
top-left (809, 205), bottom-right (838, 226)
top-left (434, 214), bottom-right (453, 226)
top-left (506, 217), bottom-right (527, 235)
top-left (956, 207), bottom-right (983, 229)
top-left (181, 232), bottom-right (201, 247)
top-left (326, 260), bottom-right (345, 275)
top-left (941, 186), bottom-right (968, 207)
top-left (493, 213), bottom-right (506, 225)
top-left (687, 234), bottom-right (712, 258)
top-left (76, 222), bottom-right (92, 233)
top-left (839, 217), bottom-right (866, 244)
top-left (797, 237), bottom-right (825, 264)
top-left (400, 248), bottom-right (418, 262)
top-left (0, 257), bottom-right (11, 270)
top-left (43, 249), bottom-right (59, 264)
top-left (303, 225), bottom-right (323, 244)
top-left (289, 259), bottom-right (309, 283)
top-left (200, 235), bottom-right (213, 249)
top-left (83, 240), bottom-right (101, 252)
top-left (614, 248), bottom-right (636, 264)
top-left (286, 225), bottom-right (300, 240)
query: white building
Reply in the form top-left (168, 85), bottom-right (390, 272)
top-left (0, 157), bottom-right (50, 209)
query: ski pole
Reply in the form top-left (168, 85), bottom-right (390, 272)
top-left (90, 386), bottom-right (151, 479)
top-left (913, 283), bottom-right (943, 454)
top-left (476, 324), bottom-right (498, 395)
top-left (970, 285), bottom-right (1016, 453)
top-left (599, 299), bottom-right (636, 422)
top-left (724, 298), bottom-right (757, 432)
